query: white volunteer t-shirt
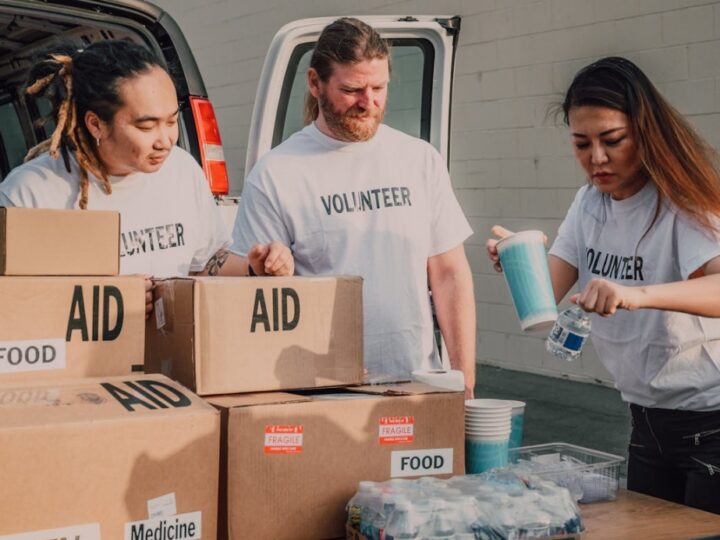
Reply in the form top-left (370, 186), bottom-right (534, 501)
top-left (232, 123), bottom-right (472, 379)
top-left (550, 181), bottom-right (720, 411)
top-left (0, 146), bottom-right (230, 277)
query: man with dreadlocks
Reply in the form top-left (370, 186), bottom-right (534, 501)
top-left (0, 40), bottom-right (293, 285)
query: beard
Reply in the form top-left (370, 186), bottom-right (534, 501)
top-left (318, 92), bottom-right (385, 142)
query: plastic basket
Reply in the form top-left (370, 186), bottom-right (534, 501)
top-left (508, 442), bottom-right (624, 503)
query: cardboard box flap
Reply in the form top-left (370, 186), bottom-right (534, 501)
top-left (208, 392), bottom-right (312, 409)
top-left (190, 274), bottom-right (362, 286)
top-left (0, 374), bottom-right (215, 428)
top-left (145, 278), bottom-right (197, 385)
top-left (349, 381), bottom-right (461, 396)
top-left (152, 277), bottom-right (197, 332)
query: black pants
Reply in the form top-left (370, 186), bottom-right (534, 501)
top-left (628, 403), bottom-right (720, 514)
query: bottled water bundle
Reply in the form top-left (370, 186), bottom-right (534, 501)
top-left (346, 470), bottom-right (582, 540)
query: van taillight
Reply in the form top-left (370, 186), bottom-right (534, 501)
top-left (189, 96), bottom-right (229, 195)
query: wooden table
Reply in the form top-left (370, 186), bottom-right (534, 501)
top-left (582, 489), bottom-right (720, 539)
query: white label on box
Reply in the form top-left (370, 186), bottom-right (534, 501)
top-left (0, 338), bottom-right (65, 374)
top-left (0, 523), bottom-right (101, 540)
top-left (148, 492), bottom-right (177, 518)
top-left (532, 452), bottom-right (561, 465)
top-left (391, 448), bottom-right (454, 478)
top-left (155, 298), bottom-right (166, 329)
top-left (125, 511), bottom-right (201, 540)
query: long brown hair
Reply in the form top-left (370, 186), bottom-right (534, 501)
top-left (563, 56), bottom-right (720, 232)
top-left (24, 41), bottom-right (167, 209)
top-left (303, 17), bottom-right (390, 125)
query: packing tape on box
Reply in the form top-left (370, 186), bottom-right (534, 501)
top-left (411, 369), bottom-right (465, 391)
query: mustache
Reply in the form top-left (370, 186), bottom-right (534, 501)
top-left (344, 107), bottom-right (380, 119)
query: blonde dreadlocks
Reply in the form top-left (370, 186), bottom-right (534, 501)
top-left (24, 53), bottom-right (111, 210)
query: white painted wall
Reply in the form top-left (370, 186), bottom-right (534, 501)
top-left (152, 0), bottom-right (720, 385)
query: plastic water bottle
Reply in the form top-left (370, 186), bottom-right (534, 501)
top-left (360, 487), bottom-right (383, 539)
top-left (423, 499), bottom-right (456, 539)
top-left (372, 493), bottom-right (405, 540)
top-left (546, 306), bottom-right (591, 361)
top-left (447, 496), bottom-right (481, 534)
top-left (347, 481), bottom-right (376, 530)
top-left (385, 500), bottom-right (419, 539)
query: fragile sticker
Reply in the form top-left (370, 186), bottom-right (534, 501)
top-left (0, 523), bottom-right (100, 540)
top-left (0, 338), bottom-right (65, 374)
top-left (264, 425), bottom-right (304, 454)
top-left (379, 416), bottom-right (414, 444)
top-left (125, 511), bottom-right (201, 540)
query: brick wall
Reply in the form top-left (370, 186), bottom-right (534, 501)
top-left (152, 0), bottom-right (720, 385)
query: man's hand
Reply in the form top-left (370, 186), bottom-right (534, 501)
top-left (248, 241), bottom-right (294, 276)
top-left (144, 276), bottom-right (154, 320)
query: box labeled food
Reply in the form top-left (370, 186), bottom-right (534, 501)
top-left (0, 374), bottom-right (219, 538)
top-left (209, 382), bottom-right (464, 540)
top-left (0, 276), bottom-right (145, 383)
top-left (145, 276), bottom-right (364, 395)
top-left (0, 207), bottom-right (120, 276)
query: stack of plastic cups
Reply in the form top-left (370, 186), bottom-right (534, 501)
top-left (507, 400), bottom-right (526, 449)
top-left (464, 399), bottom-right (512, 474)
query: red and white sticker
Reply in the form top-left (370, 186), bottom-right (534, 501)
top-left (379, 416), bottom-right (414, 445)
top-left (264, 425), bottom-right (304, 454)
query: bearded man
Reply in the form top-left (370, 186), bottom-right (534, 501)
top-left (231, 17), bottom-right (476, 397)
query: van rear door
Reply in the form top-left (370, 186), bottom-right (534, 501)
top-left (245, 15), bottom-right (461, 174)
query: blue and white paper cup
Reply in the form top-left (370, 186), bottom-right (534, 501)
top-left (507, 400), bottom-right (526, 449)
top-left (465, 399), bottom-right (512, 473)
top-left (496, 230), bottom-right (557, 331)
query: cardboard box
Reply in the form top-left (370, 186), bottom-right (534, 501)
top-left (0, 276), bottom-right (145, 383)
top-left (209, 382), bottom-right (465, 540)
top-left (146, 276), bottom-right (364, 395)
top-left (0, 374), bottom-right (219, 538)
top-left (0, 207), bottom-right (120, 275)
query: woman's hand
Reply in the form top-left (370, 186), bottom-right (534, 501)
top-left (570, 278), bottom-right (643, 316)
top-left (485, 225), bottom-right (514, 272)
top-left (248, 241), bottom-right (294, 276)
top-left (485, 226), bottom-right (548, 273)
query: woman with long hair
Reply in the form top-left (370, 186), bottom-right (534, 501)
top-left (488, 57), bottom-right (720, 513)
top-left (0, 40), bottom-right (292, 287)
